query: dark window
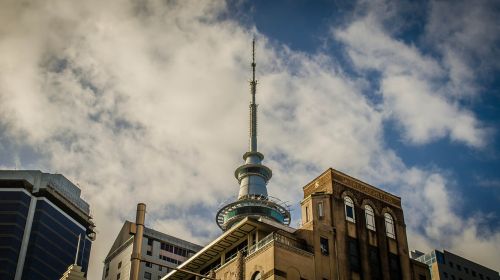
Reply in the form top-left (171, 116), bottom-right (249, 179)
top-left (320, 237), bottom-right (329, 255)
top-left (419, 274), bottom-right (426, 280)
top-left (147, 250), bottom-right (152, 256)
top-left (480, 274), bottom-right (484, 280)
top-left (368, 246), bottom-right (382, 280)
top-left (148, 238), bottom-right (153, 246)
top-left (159, 266), bottom-right (162, 271)
top-left (344, 196), bottom-right (355, 222)
top-left (200, 258), bottom-right (221, 275)
top-left (347, 238), bottom-right (361, 272)
top-left (274, 269), bottom-right (287, 278)
top-left (118, 261), bottom-right (122, 269)
top-left (465, 268), bottom-right (469, 274)
top-left (444, 272), bottom-right (448, 278)
top-left (144, 272), bottom-right (152, 280)
top-left (451, 276), bottom-right (455, 280)
top-left (449, 262), bottom-right (454, 268)
top-left (146, 262), bottom-right (152, 268)
top-left (472, 271), bottom-right (476, 277)
top-left (388, 253), bottom-right (401, 280)
top-left (436, 251), bottom-right (445, 264)
top-left (457, 265), bottom-right (461, 271)
top-left (487, 277), bottom-right (490, 280)
top-left (225, 240), bottom-right (248, 261)
top-left (117, 273), bottom-right (121, 280)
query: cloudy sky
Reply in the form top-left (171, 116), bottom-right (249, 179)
top-left (1, 0), bottom-right (499, 277)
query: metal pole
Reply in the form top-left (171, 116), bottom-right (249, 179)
top-left (130, 203), bottom-right (146, 280)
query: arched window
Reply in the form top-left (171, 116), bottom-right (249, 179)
top-left (344, 196), bottom-right (355, 222)
top-left (251, 271), bottom-right (261, 280)
top-left (384, 213), bottom-right (395, 239)
top-left (365, 205), bottom-right (376, 231)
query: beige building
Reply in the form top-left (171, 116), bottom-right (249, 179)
top-left (162, 168), bottom-right (430, 280)
top-left (414, 249), bottom-right (499, 280)
top-left (103, 221), bottom-right (202, 280)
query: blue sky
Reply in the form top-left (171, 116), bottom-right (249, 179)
top-left (232, 0), bottom-right (500, 216)
top-left (0, 0), bottom-right (499, 277)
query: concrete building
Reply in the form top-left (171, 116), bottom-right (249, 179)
top-left (414, 249), bottom-right (499, 280)
top-left (163, 169), bottom-right (430, 280)
top-left (161, 41), bottom-right (430, 280)
top-left (0, 170), bottom-right (96, 280)
top-left (103, 221), bottom-right (203, 280)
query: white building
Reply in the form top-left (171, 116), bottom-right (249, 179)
top-left (103, 221), bottom-right (202, 280)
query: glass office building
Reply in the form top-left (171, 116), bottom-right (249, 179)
top-left (0, 170), bottom-right (96, 280)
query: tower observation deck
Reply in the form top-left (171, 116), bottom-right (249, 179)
top-left (216, 40), bottom-right (291, 231)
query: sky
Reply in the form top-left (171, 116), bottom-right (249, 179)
top-left (0, 0), bottom-right (499, 278)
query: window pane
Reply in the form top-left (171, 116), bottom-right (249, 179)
top-left (384, 213), bottom-right (395, 239)
top-left (344, 196), bottom-right (355, 222)
top-left (320, 237), bottom-right (329, 255)
top-left (365, 205), bottom-right (376, 231)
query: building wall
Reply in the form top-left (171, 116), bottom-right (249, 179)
top-left (22, 197), bottom-right (91, 280)
top-left (0, 189), bottom-right (31, 279)
top-left (300, 169), bottom-right (411, 280)
top-left (437, 251), bottom-right (499, 280)
top-left (103, 240), bottom-right (133, 280)
top-left (103, 226), bottom-right (201, 280)
top-left (0, 188), bottom-right (92, 280)
top-left (415, 249), bottom-right (499, 280)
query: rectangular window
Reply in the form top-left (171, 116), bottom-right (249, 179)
top-left (346, 205), bottom-right (354, 220)
top-left (148, 238), bottom-right (153, 246)
top-left (449, 262), bottom-right (454, 268)
top-left (159, 266), bottom-right (162, 271)
top-left (365, 209), bottom-right (376, 231)
top-left (320, 237), bottom-right (329, 255)
top-left (147, 250), bottom-right (152, 256)
top-left (436, 251), bottom-right (445, 264)
top-left (144, 272), bottom-right (152, 280)
top-left (451, 276), bottom-right (455, 280)
top-left (465, 268), bottom-right (469, 274)
top-left (368, 246), bottom-right (382, 280)
top-left (117, 273), bottom-right (121, 280)
top-left (118, 261), bottom-right (122, 269)
top-left (472, 271), bottom-right (476, 277)
top-left (457, 265), bottom-right (461, 271)
top-left (480, 274), bottom-right (484, 280)
top-left (305, 206), bottom-right (309, 222)
top-left (146, 261), bottom-right (152, 268)
top-left (419, 275), bottom-right (426, 280)
top-left (389, 253), bottom-right (402, 280)
top-left (444, 272), bottom-right (448, 278)
top-left (348, 238), bottom-right (361, 272)
top-left (318, 202), bottom-right (324, 218)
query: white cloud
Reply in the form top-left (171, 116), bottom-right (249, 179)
top-left (333, 1), bottom-right (489, 148)
top-left (0, 0), bottom-right (498, 278)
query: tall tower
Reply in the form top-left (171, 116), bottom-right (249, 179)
top-left (216, 40), bottom-right (291, 231)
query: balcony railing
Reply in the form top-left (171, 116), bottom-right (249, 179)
top-left (205, 232), bottom-right (312, 278)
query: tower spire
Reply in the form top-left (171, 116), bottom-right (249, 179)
top-left (216, 40), bottom-right (290, 231)
top-left (249, 38), bottom-right (258, 152)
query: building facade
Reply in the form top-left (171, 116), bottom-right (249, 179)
top-left (414, 249), bottom-right (499, 280)
top-left (0, 170), bottom-right (95, 280)
top-left (162, 169), bottom-right (430, 280)
top-left (103, 221), bottom-right (203, 280)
